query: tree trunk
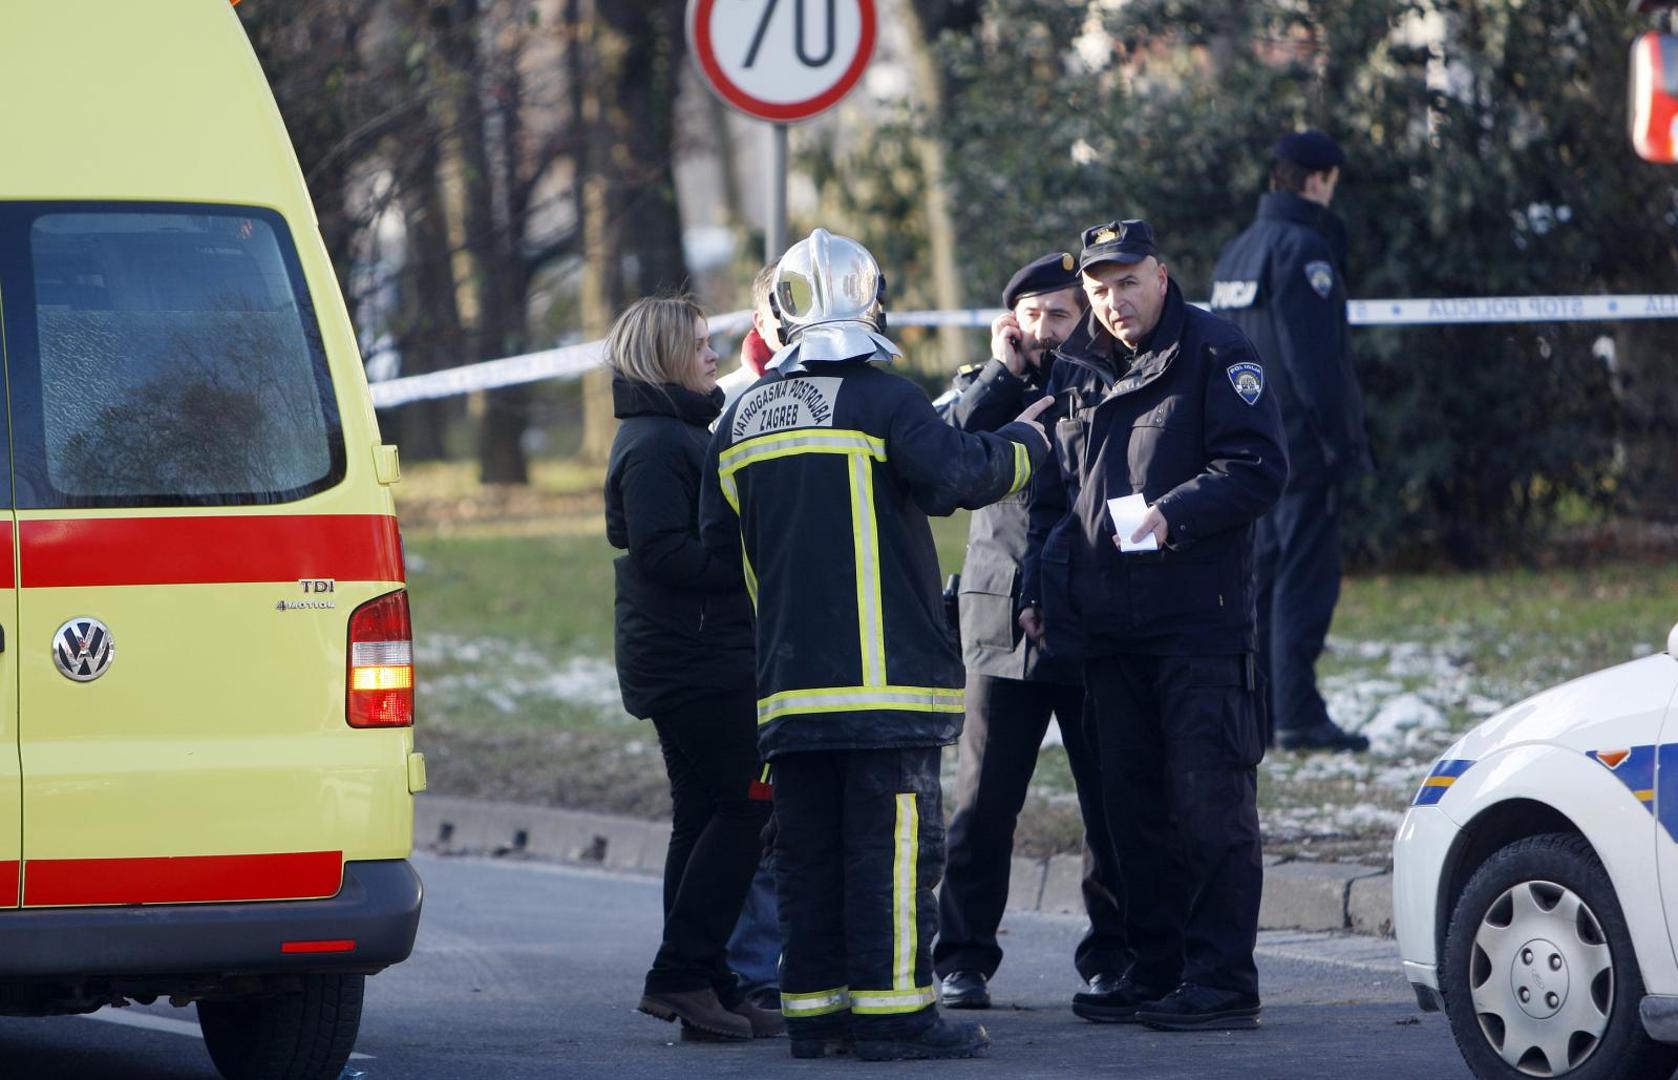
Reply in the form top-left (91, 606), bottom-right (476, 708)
top-left (577, 0), bottom-right (692, 463)
top-left (388, 136), bottom-right (466, 461)
top-left (423, 0), bottom-right (532, 484)
top-left (902, 0), bottom-right (979, 371)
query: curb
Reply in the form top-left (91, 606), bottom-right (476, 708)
top-left (415, 794), bottom-right (1396, 938)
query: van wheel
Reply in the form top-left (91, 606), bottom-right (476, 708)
top-left (1442, 833), bottom-right (1678, 1079)
top-left (198, 974), bottom-right (365, 1080)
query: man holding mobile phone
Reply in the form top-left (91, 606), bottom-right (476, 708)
top-left (931, 254), bottom-right (1130, 1018)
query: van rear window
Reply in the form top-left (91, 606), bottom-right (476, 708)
top-left (9, 205), bottom-right (344, 507)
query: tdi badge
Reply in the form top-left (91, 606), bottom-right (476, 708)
top-left (1304, 260), bottom-right (1335, 299)
top-left (1227, 362), bottom-right (1265, 406)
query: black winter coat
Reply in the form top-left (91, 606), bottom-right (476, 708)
top-left (1210, 191), bottom-right (1372, 487)
top-left (606, 377), bottom-right (755, 719)
top-left (1023, 281), bottom-right (1288, 659)
top-left (938, 358), bottom-right (1076, 684)
top-left (699, 360), bottom-right (1046, 759)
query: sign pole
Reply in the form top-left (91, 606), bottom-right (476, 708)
top-left (766, 123), bottom-right (788, 264)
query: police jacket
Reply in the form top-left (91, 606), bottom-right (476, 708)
top-left (1022, 280), bottom-right (1288, 659)
top-left (939, 358), bottom-right (1076, 685)
top-left (1210, 191), bottom-right (1372, 487)
top-left (606, 377), bottom-right (755, 719)
top-left (699, 360), bottom-right (1047, 760)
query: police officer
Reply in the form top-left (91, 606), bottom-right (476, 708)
top-left (1021, 219), bottom-right (1287, 1030)
top-left (699, 228), bottom-right (1052, 1061)
top-left (930, 253), bottom-right (1130, 1016)
top-left (1211, 129), bottom-right (1373, 753)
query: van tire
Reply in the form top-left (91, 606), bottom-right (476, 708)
top-left (198, 974), bottom-right (365, 1080)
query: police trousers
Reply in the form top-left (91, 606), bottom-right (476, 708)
top-left (1255, 480), bottom-right (1342, 736)
top-left (772, 746), bottom-right (945, 1039)
top-left (935, 673), bottom-right (1129, 982)
top-left (1084, 654), bottom-right (1263, 996)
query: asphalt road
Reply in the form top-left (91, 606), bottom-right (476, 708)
top-left (0, 853), bottom-right (1473, 1079)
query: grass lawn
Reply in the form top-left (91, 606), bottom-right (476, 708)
top-left (397, 461), bottom-right (1677, 862)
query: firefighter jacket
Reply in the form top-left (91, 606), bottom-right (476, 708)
top-left (1210, 191), bottom-right (1372, 487)
top-left (699, 359), bottom-right (1048, 760)
top-left (1022, 280), bottom-right (1289, 659)
top-left (937, 358), bottom-right (1076, 684)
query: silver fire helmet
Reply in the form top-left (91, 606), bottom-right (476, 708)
top-left (767, 228), bottom-right (902, 372)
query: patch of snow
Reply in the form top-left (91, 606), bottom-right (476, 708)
top-left (1359, 693), bottom-right (1448, 753)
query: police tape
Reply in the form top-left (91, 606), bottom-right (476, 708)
top-left (367, 295), bottom-right (1678, 409)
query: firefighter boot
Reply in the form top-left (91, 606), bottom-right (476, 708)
top-left (855, 1018), bottom-right (991, 1061)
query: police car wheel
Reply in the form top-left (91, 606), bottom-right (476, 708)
top-left (1441, 833), bottom-right (1678, 1079)
top-left (197, 974), bottom-right (365, 1080)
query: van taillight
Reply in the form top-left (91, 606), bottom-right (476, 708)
top-left (347, 590), bottom-right (413, 728)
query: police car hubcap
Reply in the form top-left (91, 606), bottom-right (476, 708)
top-left (52, 617), bottom-right (114, 682)
top-left (1470, 880), bottom-right (1611, 1076)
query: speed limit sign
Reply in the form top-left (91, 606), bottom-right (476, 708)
top-left (688, 0), bottom-right (877, 123)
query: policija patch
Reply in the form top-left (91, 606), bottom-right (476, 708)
top-left (1227, 362), bottom-right (1265, 406)
top-left (1304, 260), bottom-right (1335, 299)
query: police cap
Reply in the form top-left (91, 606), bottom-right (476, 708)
top-left (1002, 251), bottom-right (1080, 309)
top-left (1274, 128), bottom-right (1346, 172)
top-left (1078, 219), bottom-right (1158, 272)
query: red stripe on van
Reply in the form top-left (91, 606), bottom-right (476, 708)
top-left (0, 860), bottom-right (18, 906)
top-left (22, 850), bottom-right (344, 907)
top-left (18, 515), bottom-right (402, 588)
top-left (0, 524), bottom-right (13, 590)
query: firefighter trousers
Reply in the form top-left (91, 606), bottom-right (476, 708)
top-left (772, 746), bottom-right (945, 1040)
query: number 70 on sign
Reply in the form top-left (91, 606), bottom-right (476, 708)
top-left (687, 0), bottom-right (878, 123)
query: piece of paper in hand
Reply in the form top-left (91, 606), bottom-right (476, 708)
top-left (1106, 493), bottom-right (1159, 552)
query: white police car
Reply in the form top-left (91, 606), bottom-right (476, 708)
top-left (1394, 624), bottom-right (1678, 1079)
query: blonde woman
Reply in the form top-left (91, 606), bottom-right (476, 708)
top-left (602, 297), bottom-right (778, 1042)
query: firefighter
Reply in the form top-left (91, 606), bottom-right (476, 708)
top-left (1211, 129), bottom-right (1374, 752)
top-left (931, 253), bottom-right (1130, 1015)
top-left (1021, 219), bottom-right (1287, 1030)
top-left (699, 228), bottom-right (1052, 1061)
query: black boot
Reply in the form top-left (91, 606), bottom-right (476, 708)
top-left (938, 970), bottom-right (991, 1010)
top-left (1134, 983), bottom-right (1262, 1031)
top-left (1071, 971), bottom-right (1170, 1023)
top-left (855, 1018), bottom-right (991, 1061)
top-left (1277, 720), bottom-right (1368, 753)
top-left (789, 1034), bottom-right (852, 1059)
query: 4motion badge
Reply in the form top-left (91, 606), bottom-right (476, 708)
top-left (53, 617), bottom-right (114, 682)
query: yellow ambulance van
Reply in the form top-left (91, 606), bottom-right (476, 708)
top-left (0, 4), bottom-right (424, 1078)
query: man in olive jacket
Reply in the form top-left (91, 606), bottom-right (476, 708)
top-left (931, 253), bottom-right (1129, 1017)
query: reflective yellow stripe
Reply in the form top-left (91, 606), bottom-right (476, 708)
top-left (718, 428), bottom-right (887, 474)
top-left (781, 987), bottom-right (851, 1016)
top-left (892, 793), bottom-right (918, 991)
top-left (742, 542), bottom-right (758, 609)
top-left (1006, 438), bottom-right (1032, 495)
top-left (850, 986), bottom-right (936, 1015)
top-left (721, 469), bottom-right (741, 514)
top-left (849, 453), bottom-right (886, 687)
top-left (1637, 789), bottom-right (1655, 802)
top-left (1421, 776), bottom-right (1455, 789)
top-left (756, 685), bottom-right (966, 725)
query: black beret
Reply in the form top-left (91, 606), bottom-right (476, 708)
top-left (1274, 129), bottom-right (1346, 171)
top-left (1002, 251), bottom-right (1080, 309)
top-left (1078, 219), bottom-right (1158, 272)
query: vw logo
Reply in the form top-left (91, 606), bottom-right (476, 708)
top-left (53, 618), bottom-right (114, 682)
